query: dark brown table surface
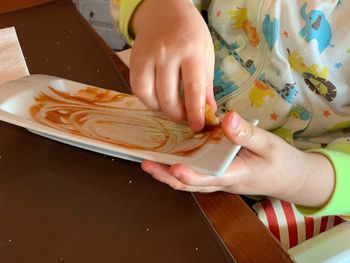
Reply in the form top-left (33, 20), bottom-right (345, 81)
top-left (0, 1), bottom-right (293, 262)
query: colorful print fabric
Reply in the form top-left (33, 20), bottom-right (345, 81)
top-left (207, 0), bottom-right (350, 150)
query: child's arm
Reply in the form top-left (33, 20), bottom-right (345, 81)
top-left (109, 0), bottom-right (142, 45)
top-left (143, 111), bottom-right (349, 216)
top-left (297, 142), bottom-right (350, 218)
top-left (110, 0), bottom-right (215, 132)
top-left (111, 0), bottom-right (350, 217)
top-left (110, 0), bottom-right (208, 45)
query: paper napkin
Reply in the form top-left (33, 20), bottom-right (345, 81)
top-left (0, 27), bottom-right (29, 86)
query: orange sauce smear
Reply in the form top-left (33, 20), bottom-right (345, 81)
top-left (30, 86), bottom-right (224, 156)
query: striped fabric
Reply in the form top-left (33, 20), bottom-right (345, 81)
top-left (253, 198), bottom-right (344, 249)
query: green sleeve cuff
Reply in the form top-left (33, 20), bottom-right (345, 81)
top-left (296, 143), bottom-right (350, 217)
top-left (119, 0), bottom-right (143, 45)
top-left (118, 0), bottom-right (200, 44)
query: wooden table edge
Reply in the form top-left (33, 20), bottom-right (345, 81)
top-left (194, 192), bottom-right (293, 262)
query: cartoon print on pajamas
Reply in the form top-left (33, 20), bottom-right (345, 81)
top-left (273, 105), bottom-right (311, 143)
top-left (249, 80), bottom-right (275, 108)
top-left (299, 3), bottom-right (333, 53)
top-left (288, 50), bottom-right (337, 101)
top-left (289, 105), bottom-right (311, 121)
top-left (213, 69), bottom-right (239, 101)
top-left (288, 49), bottom-right (328, 78)
top-left (259, 74), bottom-right (298, 104)
top-left (229, 8), bottom-right (260, 47)
top-left (262, 15), bottom-right (279, 50)
top-left (230, 50), bottom-right (256, 76)
top-left (303, 72), bottom-right (337, 102)
top-left (273, 127), bottom-right (294, 142)
top-left (248, 73), bottom-right (298, 107)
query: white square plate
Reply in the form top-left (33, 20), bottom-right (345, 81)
top-left (0, 74), bottom-right (249, 176)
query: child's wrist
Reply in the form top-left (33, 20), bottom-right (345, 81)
top-left (130, 0), bottom-right (148, 37)
top-left (287, 152), bottom-right (335, 208)
top-left (131, 0), bottom-right (194, 36)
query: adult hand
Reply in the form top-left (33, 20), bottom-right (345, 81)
top-left (142, 111), bottom-right (335, 208)
top-left (130, 0), bottom-right (216, 132)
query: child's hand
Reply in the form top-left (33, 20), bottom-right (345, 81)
top-left (141, 111), bottom-right (335, 208)
top-left (131, 0), bottom-right (216, 132)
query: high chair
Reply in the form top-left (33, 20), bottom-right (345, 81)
top-left (289, 222), bottom-right (350, 262)
top-left (117, 49), bottom-right (350, 263)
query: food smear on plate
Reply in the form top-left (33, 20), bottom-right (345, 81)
top-left (30, 86), bottom-right (223, 156)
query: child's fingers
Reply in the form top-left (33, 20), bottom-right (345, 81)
top-left (206, 89), bottom-right (217, 111)
top-left (169, 163), bottom-right (219, 187)
top-left (142, 161), bottom-right (181, 189)
top-left (169, 159), bottom-right (251, 191)
top-left (155, 60), bottom-right (186, 122)
top-left (141, 161), bottom-right (222, 192)
top-left (130, 56), bottom-right (159, 110)
top-left (205, 51), bottom-right (216, 110)
top-left (181, 56), bottom-right (207, 132)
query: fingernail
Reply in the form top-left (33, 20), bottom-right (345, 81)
top-left (231, 112), bottom-right (240, 131)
